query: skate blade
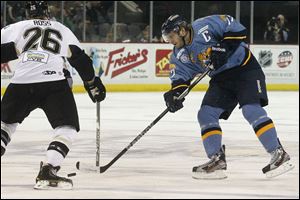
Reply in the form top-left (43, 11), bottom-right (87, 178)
top-left (192, 170), bottom-right (227, 180)
top-left (266, 161), bottom-right (295, 178)
top-left (34, 180), bottom-right (73, 190)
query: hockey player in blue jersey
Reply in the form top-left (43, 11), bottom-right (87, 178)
top-left (161, 14), bottom-right (294, 179)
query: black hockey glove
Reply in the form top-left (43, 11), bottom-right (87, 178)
top-left (164, 85), bottom-right (188, 113)
top-left (211, 39), bottom-right (243, 70)
top-left (210, 44), bottom-right (229, 70)
top-left (84, 77), bottom-right (106, 103)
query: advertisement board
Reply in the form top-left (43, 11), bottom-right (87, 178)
top-left (1, 44), bottom-right (299, 94)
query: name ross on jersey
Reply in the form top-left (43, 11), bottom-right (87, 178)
top-left (33, 20), bottom-right (52, 26)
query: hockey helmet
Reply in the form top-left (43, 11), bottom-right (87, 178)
top-left (161, 15), bottom-right (188, 42)
top-left (26, 1), bottom-right (49, 18)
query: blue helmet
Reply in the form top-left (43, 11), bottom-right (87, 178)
top-left (161, 15), bottom-right (188, 41)
top-left (26, 1), bottom-right (49, 18)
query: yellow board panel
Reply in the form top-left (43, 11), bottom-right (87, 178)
top-left (1, 84), bottom-right (299, 96)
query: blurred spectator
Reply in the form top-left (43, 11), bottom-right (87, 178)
top-left (116, 23), bottom-right (131, 42)
top-left (48, 5), bottom-right (60, 21)
top-left (66, 2), bottom-right (84, 40)
top-left (62, 8), bottom-right (76, 32)
top-left (152, 35), bottom-right (165, 43)
top-left (128, 24), bottom-right (142, 42)
top-left (104, 28), bottom-right (113, 42)
top-left (98, 23), bottom-right (111, 42)
top-left (264, 14), bottom-right (289, 43)
top-left (7, 1), bottom-right (26, 24)
top-left (136, 25), bottom-right (150, 42)
top-left (1, 1), bottom-right (4, 28)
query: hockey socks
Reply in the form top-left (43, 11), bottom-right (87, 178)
top-left (201, 127), bottom-right (223, 158)
top-left (47, 141), bottom-right (69, 167)
top-left (253, 119), bottom-right (279, 152)
top-left (198, 105), bottom-right (225, 158)
top-left (1, 122), bottom-right (17, 156)
top-left (1, 130), bottom-right (10, 156)
top-left (242, 104), bottom-right (279, 153)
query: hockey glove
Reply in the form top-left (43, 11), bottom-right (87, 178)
top-left (164, 85), bottom-right (188, 113)
top-left (210, 44), bottom-right (229, 70)
top-left (84, 77), bottom-right (106, 103)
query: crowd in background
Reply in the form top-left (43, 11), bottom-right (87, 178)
top-left (1, 1), bottom-right (298, 44)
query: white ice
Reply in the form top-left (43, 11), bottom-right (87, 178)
top-left (1, 91), bottom-right (299, 199)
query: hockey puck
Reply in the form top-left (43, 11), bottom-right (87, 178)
top-left (76, 161), bottom-right (80, 170)
top-left (67, 172), bottom-right (77, 177)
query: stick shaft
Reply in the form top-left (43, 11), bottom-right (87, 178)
top-left (96, 102), bottom-right (100, 167)
top-left (99, 69), bottom-right (211, 173)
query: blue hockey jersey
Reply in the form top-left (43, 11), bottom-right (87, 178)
top-left (169, 15), bottom-right (252, 86)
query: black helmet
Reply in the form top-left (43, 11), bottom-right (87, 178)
top-left (161, 15), bottom-right (188, 42)
top-left (26, 1), bottom-right (49, 18)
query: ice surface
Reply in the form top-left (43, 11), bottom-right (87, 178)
top-left (1, 91), bottom-right (299, 199)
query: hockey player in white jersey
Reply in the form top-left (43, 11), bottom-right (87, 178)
top-left (1, 1), bottom-right (106, 189)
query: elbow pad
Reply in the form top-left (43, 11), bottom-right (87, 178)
top-left (222, 29), bottom-right (247, 51)
top-left (67, 45), bottom-right (95, 81)
top-left (1, 42), bottom-right (18, 63)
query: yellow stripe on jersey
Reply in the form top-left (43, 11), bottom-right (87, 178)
top-left (241, 50), bottom-right (251, 66)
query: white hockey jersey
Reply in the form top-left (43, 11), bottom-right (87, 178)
top-left (1, 19), bottom-right (81, 84)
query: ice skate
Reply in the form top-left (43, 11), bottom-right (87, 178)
top-left (34, 162), bottom-right (73, 190)
top-left (192, 145), bottom-right (227, 180)
top-left (262, 145), bottom-right (294, 178)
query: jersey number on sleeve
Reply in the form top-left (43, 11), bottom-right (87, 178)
top-left (23, 27), bottom-right (62, 54)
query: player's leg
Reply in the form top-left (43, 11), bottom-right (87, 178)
top-left (1, 122), bottom-right (18, 156)
top-left (193, 81), bottom-right (237, 179)
top-left (238, 67), bottom-right (294, 178)
top-left (35, 80), bottom-right (79, 190)
top-left (1, 83), bottom-right (37, 156)
top-left (35, 126), bottom-right (77, 190)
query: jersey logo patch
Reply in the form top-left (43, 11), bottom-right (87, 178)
top-left (42, 70), bottom-right (57, 75)
top-left (180, 54), bottom-right (189, 63)
top-left (22, 51), bottom-right (49, 64)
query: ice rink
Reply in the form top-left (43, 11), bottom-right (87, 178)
top-left (1, 91), bottom-right (299, 199)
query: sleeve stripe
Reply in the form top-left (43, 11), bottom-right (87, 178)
top-left (241, 50), bottom-right (251, 66)
top-left (172, 84), bottom-right (189, 90)
top-left (223, 36), bottom-right (247, 40)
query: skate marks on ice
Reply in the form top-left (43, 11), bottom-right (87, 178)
top-left (1, 92), bottom-right (299, 198)
top-left (2, 135), bottom-right (298, 198)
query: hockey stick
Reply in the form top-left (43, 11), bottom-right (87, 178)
top-left (77, 68), bottom-right (212, 173)
top-left (96, 102), bottom-right (100, 167)
top-left (75, 68), bottom-right (102, 173)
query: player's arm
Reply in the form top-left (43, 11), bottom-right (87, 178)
top-left (1, 25), bottom-right (19, 63)
top-left (1, 42), bottom-right (19, 64)
top-left (164, 53), bottom-right (194, 113)
top-left (67, 44), bottom-right (106, 102)
top-left (210, 15), bottom-right (248, 69)
top-left (221, 15), bottom-right (247, 50)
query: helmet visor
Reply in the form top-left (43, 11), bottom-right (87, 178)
top-left (162, 31), bottom-right (178, 43)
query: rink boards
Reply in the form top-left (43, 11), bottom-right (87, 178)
top-left (1, 44), bottom-right (299, 95)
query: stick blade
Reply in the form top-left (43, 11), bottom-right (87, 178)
top-left (76, 161), bottom-right (100, 173)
